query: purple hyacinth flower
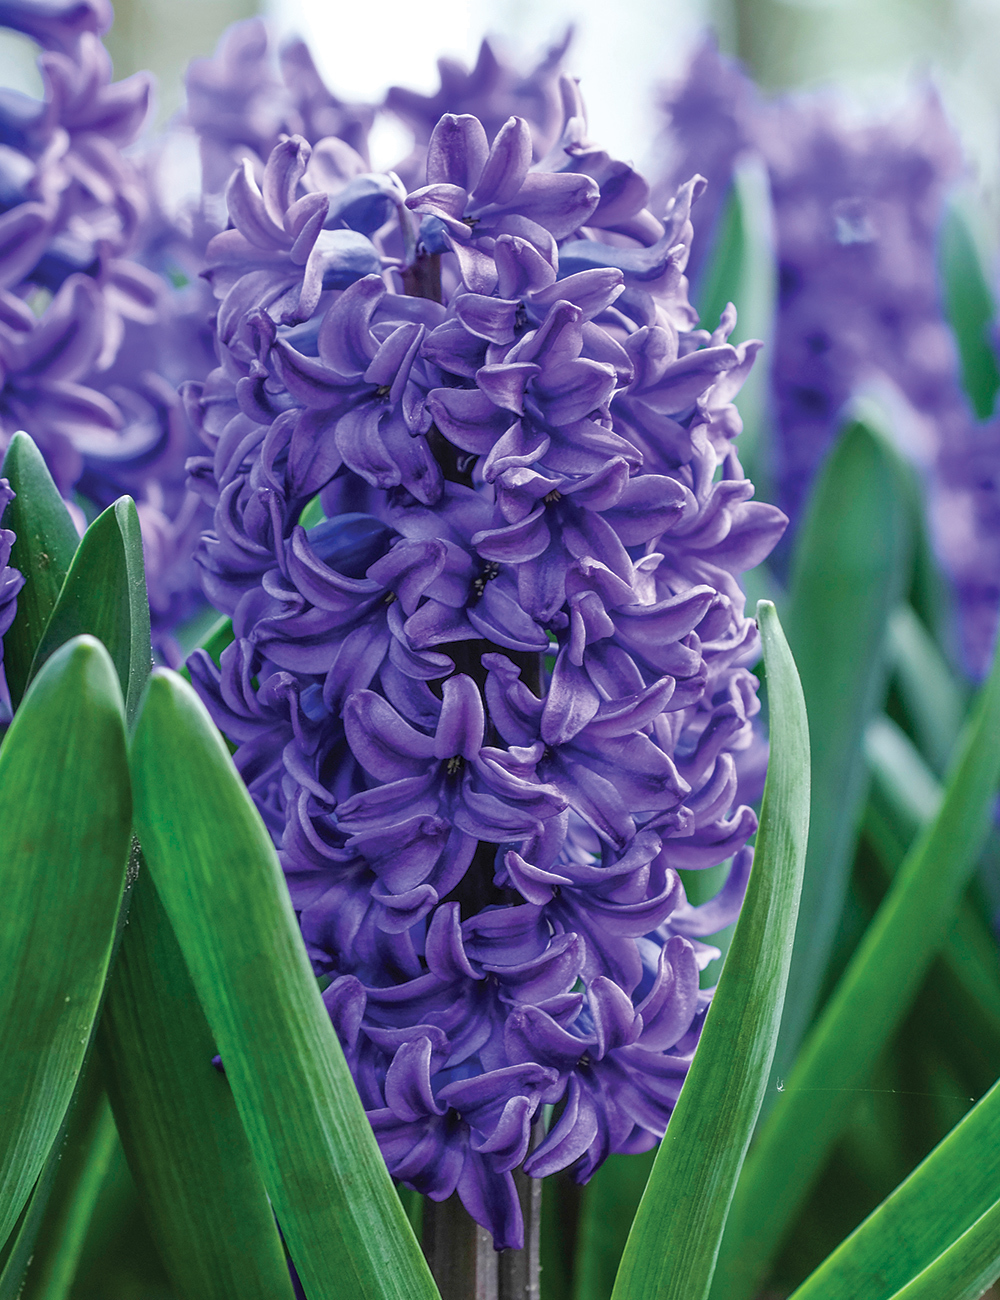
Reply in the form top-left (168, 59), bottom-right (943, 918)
top-left (184, 55), bottom-right (786, 1247)
top-left (0, 0), bottom-right (110, 53)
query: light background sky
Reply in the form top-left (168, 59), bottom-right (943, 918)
top-left (266, 0), bottom-right (712, 172)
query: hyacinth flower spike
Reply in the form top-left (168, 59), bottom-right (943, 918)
top-left (182, 74), bottom-right (788, 1291)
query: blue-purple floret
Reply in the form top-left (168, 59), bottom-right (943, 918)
top-left (0, 0), bottom-right (211, 636)
top-left (185, 83), bottom-right (786, 1247)
top-left (0, 13), bottom-right (157, 485)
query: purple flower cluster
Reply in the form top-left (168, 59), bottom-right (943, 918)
top-left (184, 83), bottom-right (785, 1245)
top-left (0, 0), bottom-right (222, 645)
top-left (0, 0), bottom-right (159, 494)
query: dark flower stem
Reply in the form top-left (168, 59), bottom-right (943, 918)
top-left (422, 1194), bottom-right (498, 1299)
top-left (402, 250), bottom-right (442, 302)
top-left (421, 1172), bottom-right (541, 1300)
top-left (499, 1167), bottom-right (542, 1300)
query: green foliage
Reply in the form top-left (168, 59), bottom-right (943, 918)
top-left (128, 669), bottom-right (441, 1300)
top-left (0, 432), bottom-right (80, 706)
top-left (886, 605), bottom-right (966, 776)
top-left (713, 612), bottom-right (1000, 1300)
top-left (774, 418), bottom-right (911, 1076)
top-left (98, 868), bottom-right (296, 1300)
top-left (0, 637), bottom-right (131, 1250)
top-left (611, 601), bottom-right (809, 1300)
top-left (28, 498), bottom-right (151, 727)
top-left (20, 1076), bottom-right (118, 1300)
top-left (0, 1064), bottom-right (108, 1300)
top-left (573, 1150), bottom-right (655, 1300)
top-left (882, 1200), bottom-right (1000, 1300)
top-left (790, 1078), bottom-right (1000, 1299)
top-left (939, 199), bottom-right (1000, 420)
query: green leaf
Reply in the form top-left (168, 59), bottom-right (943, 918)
top-left (882, 1199), bottom-right (1000, 1300)
top-left (128, 669), bottom-right (440, 1300)
top-left (573, 1149), bottom-right (655, 1300)
top-left (19, 1087), bottom-right (118, 1300)
top-left (865, 715), bottom-right (1000, 1039)
top-left (0, 1063), bottom-right (108, 1300)
top-left (97, 867), bottom-right (296, 1300)
top-left (177, 616), bottom-right (233, 683)
top-left (712, 606), bottom-right (1000, 1300)
top-left (694, 156), bottom-right (777, 497)
top-left (789, 1077), bottom-right (1000, 1300)
top-left (772, 418), bottom-right (911, 1077)
top-left (0, 432), bottom-right (80, 707)
top-left (610, 601), bottom-right (810, 1300)
top-left (939, 198), bottom-right (1000, 420)
top-left (887, 605), bottom-right (966, 776)
top-left (28, 497), bottom-right (151, 728)
top-left (0, 636), bottom-right (131, 1250)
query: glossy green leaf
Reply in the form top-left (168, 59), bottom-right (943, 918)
top-left (882, 1199), bottom-right (1000, 1300)
top-left (0, 432), bottom-right (80, 707)
top-left (939, 198), bottom-right (1000, 420)
top-left (790, 1076), bottom-right (1000, 1300)
top-left (19, 1088), bottom-right (118, 1300)
top-left (772, 418), bottom-right (910, 1077)
top-left (0, 637), bottom-right (131, 1249)
top-left (28, 497), bottom-right (151, 727)
top-left (0, 1063), bottom-right (107, 1300)
top-left (887, 605), bottom-right (965, 776)
top-left (610, 601), bottom-right (809, 1300)
top-left (712, 610), bottom-right (1000, 1300)
top-left (864, 714), bottom-right (1000, 1043)
top-left (129, 669), bottom-right (440, 1300)
top-left (98, 867), bottom-right (296, 1300)
top-left (695, 156), bottom-right (777, 496)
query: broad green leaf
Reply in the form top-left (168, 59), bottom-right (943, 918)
top-left (0, 1063), bottom-right (107, 1300)
top-left (887, 605), bottom-right (965, 776)
top-left (98, 867), bottom-right (296, 1300)
top-left (865, 715), bottom-right (1000, 1038)
top-left (695, 156), bottom-right (777, 497)
top-left (882, 1198), bottom-right (1000, 1300)
top-left (939, 198), bottom-right (1000, 420)
top-left (772, 418), bottom-right (910, 1078)
top-left (28, 498), bottom-right (151, 727)
top-left (0, 637), bottom-right (131, 1250)
top-left (610, 601), bottom-right (809, 1300)
top-left (19, 1087), bottom-right (118, 1300)
top-left (0, 432), bottom-right (80, 707)
top-left (712, 610), bottom-right (1000, 1300)
top-left (129, 669), bottom-right (440, 1300)
top-left (866, 396), bottom-right (958, 660)
top-left (790, 1077), bottom-right (1000, 1300)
